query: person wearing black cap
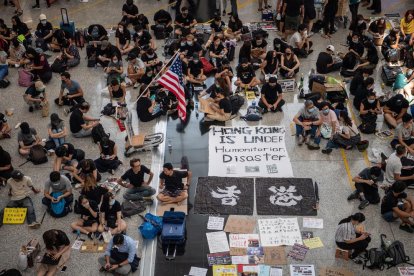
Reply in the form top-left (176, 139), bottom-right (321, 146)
top-left (0, 112), bottom-right (11, 139)
top-left (259, 77), bottom-right (285, 113)
top-left (235, 58), bottom-right (261, 90)
top-left (186, 53), bottom-right (206, 86)
top-left (0, 170), bottom-right (41, 229)
top-left (383, 94), bottom-right (409, 129)
top-left (151, 9), bottom-right (173, 36)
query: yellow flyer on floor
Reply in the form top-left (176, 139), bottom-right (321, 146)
top-left (213, 265), bottom-right (237, 276)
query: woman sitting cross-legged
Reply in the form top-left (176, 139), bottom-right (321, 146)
top-left (70, 195), bottom-right (99, 240)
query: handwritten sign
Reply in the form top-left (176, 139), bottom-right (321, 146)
top-left (224, 215), bottom-right (256, 233)
top-left (303, 237), bottom-right (324, 249)
top-left (263, 246), bottom-right (287, 265)
top-left (206, 231), bottom-right (230, 254)
top-left (212, 265), bottom-right (237, 276)
top-left (229, 234), bottom-right (260, 248)
top-left (320, 267), bottom-right (354, 276)
top-left (258, 218), bottom-right (302, 246)
top-left (3, 208), bottom-right (27, 224)
top-left (207, 216), bottom-right (225, 231)
top-left (399, 267), bottom-right (414, 276)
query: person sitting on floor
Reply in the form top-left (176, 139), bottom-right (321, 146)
top-left (0, 113), bottom-right (11, 139)
top-left (17, 122), bottom-right (42, 156)
top-left (23, 80), bottom-right (46, 112)
top-left (94, 137), bottom-right (122, 175)
top-left (7, 38), bottom-right (26, 67)
top-left (316, 45), bottom-right (342, 74)
top-left (186, 53), bottom-right (206, 87)
top-left (151, 9), bottom-right (173, 36)
top-left (349, 68), bottom-right (372, 96)
top-left (0, 146), bottom-right (13, 183)
top-left (141, 48), bottom-right (162, 73)
top-left (335, 212), bottom-right (371, 264)
top-left (258, 76), bottom-right (285, 113)
top-left (348, 166), bottom-right (383, 210)
top-left (235, 58), bottom-right (261, 91)
top-left (317, 101), bottom-right (340, 144)
top-left (136, 86), bottom-right (165, 122)
top-left (35, 14), bottom-right (53, 46)
top-left (70, 195), bottom-right (99, 240)
top-left (55, 72), bottom-right (85, 114)
top-left (126, 53), bottom-right (145, 88)
top-left (260, 50), bottom-right (279, 80)
top-left (117, 158), bottom-right (155, 201)
top-left (359, 91), bottom-right (381, 123)
top-left (203, 89), bottom-right (233, 122)
top-left (390, 113), bottom-right (414, 153)
top-left (289, 23), bottom-right (313, 58)
top-left (383, 94), bottom-right (409, 129)
top-left (133, 25), bottom-right (156, 51)
top-left (381, 181), bottom-right (414, 233)
top-left (157, 162), bottom-right (192, 205)
top-left (174, 6), bottom-right (197, 37)
top-left (86, 24), bottom-right (108, 42)
top-left (37, 229), bottom-right (71, 276)
top-left (104, 54), bottom-right (124, 85)
top-left (69, 102), bottom-right (100, 138)
top-left (108, 79), bottom-right (126, 103)
top-left (115, 22), bottom-right (134, 56)
top-left (353, 77), bottom-right (374, 110)
top-left (73, 159), bottom-right (102, 185)
top-left (42, 171), bottom-right (73, 213)
top-left (81, 175), bottom-right (108, 205)
top-left (322, 111), bottom-right (361, 154)
top-left (293, 100), bottom-right (322, 149)
top-left (53, 143), bottom-right (81, 173)
top-left (98, 233), bottom-right (139, 275)
top-left (0, 170), bottom-right (41, 229)
top-left (47, 113), bottom-right (67, 149)
top-left (98, 191), bottom-right (127, 235)
top-left (279, 47), bottom-right (300, 79)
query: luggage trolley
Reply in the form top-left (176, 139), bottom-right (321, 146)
top-left (124, 111), bottom-right (164, 157)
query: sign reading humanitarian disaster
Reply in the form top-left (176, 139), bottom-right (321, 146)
top-left (208, 126), bottom-right (293, 177)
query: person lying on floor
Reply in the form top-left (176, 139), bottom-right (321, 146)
top-left (348, 166), bottom-right (383, 210)
top-left (157, 162), bottom-right (192, 205)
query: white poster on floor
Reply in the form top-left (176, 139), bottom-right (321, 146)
top-left (208, 126), bottom-right (293, 177)
top-left (258, 218), bottom-right (302, 247)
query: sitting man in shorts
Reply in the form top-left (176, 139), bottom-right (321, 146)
top-left (381, 181), bottom-right (414, 233)
top-left (157, 162), bottom-right (192, 205)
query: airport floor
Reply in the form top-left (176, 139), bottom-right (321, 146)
top-left (1, 0), bottom-right (414, 275)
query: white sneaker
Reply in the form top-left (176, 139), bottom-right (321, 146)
top-left (298, 135), bottom-right (304, 145)
top-left (63, 108), bottom-right (70, 116)
top-left (28, 222), bottom-right (41, 229)
top-left (133, 82), bottom-right (140, 88)
top-left (305, 135), bottom-right (311, 145)
top-left (14, 64), bottom-right (20, 68)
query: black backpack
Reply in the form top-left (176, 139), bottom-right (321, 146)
top-left (121, 200), bottom-right (148, 218)
top-left (381, 234), bottom-right (413, 269)
top-left (229, 94), bottom-right (245, 115)
top-left (0, 269), bottom-right (22, 276)
top-left (358, 122), bottom-right (377, 134)
top-left (363, 248), bottom-right (386, 270)
top-left (101, 103), bottom-right (116, 116)
top-left (29, 144), bottom-right (48, 165)
top-left (91, 123), bottom-right (109, 143)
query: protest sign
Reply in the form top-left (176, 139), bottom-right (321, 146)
top-left (258, 218), bottom-right (302, 246)
top-left (3, 208), bottom-right (27, 224)
top-left (224, 216), bottom-right (257, 234)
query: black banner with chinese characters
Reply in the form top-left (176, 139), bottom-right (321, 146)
top-left (256, 178), bottom-right (317, 216)
top-left (194, 177), bottom-right (254, 215)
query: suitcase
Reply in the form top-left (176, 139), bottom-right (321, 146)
top-left (161, 210), bottom-right (186, 260)
top-left (381, 65), bottom-right (402, 86)
top-left (59, 8), bottom-right (75, 38)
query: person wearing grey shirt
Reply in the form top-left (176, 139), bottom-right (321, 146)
top-left (42, 171), bottom-right (73, 210)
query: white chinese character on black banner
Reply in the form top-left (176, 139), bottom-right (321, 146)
top-left (211, 185), bottom-right (241, 206)
top-left (269, 185), bottom-right (303, 206)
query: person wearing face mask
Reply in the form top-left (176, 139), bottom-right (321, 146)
top-left (70, 195), bottom-right (99, 240)
top-left (210, 16), bottom-right (226, 39)
top-left (359, 91), bottom-right (381, 123)
top-left (86, 24), bottom-right (108, 42)
top-left (141, 48), bottom-right (162, 73)
top-left (349, 14), bottom-right (367, 36)
top-left (235, 58), bottom-right (261, 90)
top-left (259, 77), bottom-right (285, 113)
top-left (348, 32), bottom-right (364, 58)
top-left (316, 45), bottom-right (342, 74)
top-left (174, 7), bottom-right (197, 37)
top-left (115, 22), bottom-right (134, 56)
top-left (35, 14), bottom-right (53, 45)
top-left (209, 36), bottom-right (227, 68)
top-left (317, 102), bottom-right (339, 147)
top-left (186, 53), bottom-right (206, 86)
top-left (104, 55), bottom-right (124, 85)
top-left (280, 48), bottom-right (300, 79)
top-left (96, 40), bottom-right (121, 68)
top-left (152, 9), bottom-right (173, 37)
top-left (140, 67), bottom-right (156, 86)
top-left (94, 137), bottom-right (122, 175)
top-left (383, 94), bottom-right (409, 129)
top-left (381, 29), bottom-right (403, 63)
top-left (7, 37), bottom-right (25, 67)
top-left (126, 53), bottom-right (145, 88)
top-left (24, 80), bottom-right (47, 112)
top-left (293, 100), bottom-right (322, 148)
top-left (251, 35), bottom-right (268, 60)
top-left (390, 114), bottom-right (414, 153)
top-left (121, 0), bottom-right (139, 26)
top-left (349, 68), bottom-right (372, 96)
top-left (179, 34), bottom-right (202, 63)
top-left (349, 166), bottom-right (383, 210)
top-left (98, 191), bottom-right (127, 235)
top-left (353, 77), bottom-right (374, 110)
top-left (289, 24), bottom-right (313, 58)
top-left (133, 25), bottom-right (155, 51)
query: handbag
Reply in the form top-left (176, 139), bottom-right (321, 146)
top-left (320, 123), bottom-right (333, 139)
top-left (41, 99), bottom-right (49, 117)
top-left (41, 253), bottom-right (60, 265)
top-left (26, 238), bottom-right (41, 268)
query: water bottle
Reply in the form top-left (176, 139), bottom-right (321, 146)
top-left (168, 139), bottom-right (172, 152)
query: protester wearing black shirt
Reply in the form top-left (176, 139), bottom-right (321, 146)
top-left (282, 0), bottom-right (304, 38)
top-left (136, 88), bottom-right (164, 122)
top-left (98, 192), bottom-right (127, 235)
top-left (215, 59), bottom-right (234, 91)
top-left (0, 146), bottom-right (13, 181)
top-left (259, 77), bottom-right (285, 113)
top-left (210, 16), bottom-right (226, 35)
top-left (174, 7), bottom-right (197, 36)
top-left (354, 41), bottom-right (379, 71)
top-left (179, 34), bottom-right (202, 62)
top-left (118, 158), bottom-right (156, 201)
top-left (70, 196), bottom-right (99, 239)
top-left (204, 89), bottom-right (233, 122)
top-left (359, 91), bottom-right (381, 123)
top-left (141, 48), bottom-right (162, 72)
top-left (209, 36), bottom-right (227, 67)
top-left (133, 25), bottom-right (154, 50)
top-left (74, 159), bottom-right (101, 184)
top-left (69, 102), bottom-right (100, 138)
top-left (316, 45), bottom-right (342, 74)
top-left (235, 58), bottom-right (260, 89)
top-left (348, 33), bottom-right (364, 57)
top-left (225, 14), bottom-right (243, 40)
top-left (122, 0), bottom-right (139, 26)
top-left (384, 94), bottom-right (410, 128)
top-left (137, 14), bottom-right (150, 30)
top-left (152, 9), bottom-right (173, 35)
top-left (96, 41), bottom-right (122, 67)
top-left (157, 163), bottom-right (191, 205)
top-left (348, 166), bottom-right (383, 210)
top-left (35, 14), bottom-right (53, 43)
top-left (54, 143), bottom-right (79, 172)
top-left (381, 181), bottom-right (414, 233)
top-left (350, 68), bottom-right (371, 96)
top-left (37, 229), bottom-right (71, 275)
top-left (115, 23), bottom-right (134, 55)
top-left (186, 54), bottom-right (206, 85)
top-left (381, 30), bottom-right (401, 62)
top-left (353, 77), bottom-right (374, 110)
top-left (87, 24), bottom-right (108, 42)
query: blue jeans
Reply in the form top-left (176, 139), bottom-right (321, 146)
top-left (0, 197), bottom-right (37, 226)
top-left (296, 124), bottom-right (319, 144)
top-left (0, 64), bottom-right (8, 80)
top-left (123, 185), bottom-right (156, 201)
top-left (325, 139), bottom-right (339, 149)
top-left (51, 128), bottom-right (65, 147)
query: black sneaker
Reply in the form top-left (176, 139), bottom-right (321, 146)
top-left (87, 232), bottom-right (94, 240)
top-left (399, 224), bottom-right (414, 233)
top-left (29, 106), bottom-right (34, 112)
top-left (358, 199), bottom-right (370, 210)
top-left (347, 190), bottom-right (359, 201)
top-left (322, 148), bottom-right (333, 154)
top-left (32, 4), bottom-right (40, 9)
top-left (351, 255), bottom-right (363, 264)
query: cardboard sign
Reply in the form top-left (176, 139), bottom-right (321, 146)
top-left (320, 267), bottom-right (354, 276)
top-left (263, 246), bottom-right (287, 265)
top-left (224, 216), bottom-right (256, 234)
top-left (3, 208), bottom-right (27, 224)
top-left (80, 241), bottom-right (108, 253)
top-left (335, 248), bottom-right (350, 260)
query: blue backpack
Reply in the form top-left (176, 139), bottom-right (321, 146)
top-left (139, 213), bottom-right (163, 239)
top-left (50, 192), bottom-right (68, 218)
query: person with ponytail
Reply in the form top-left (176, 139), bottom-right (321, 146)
top-left (335, 212), bottom-right (371, 263)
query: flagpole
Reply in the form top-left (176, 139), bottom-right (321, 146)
top-left (133, 50), bottom-right (181, 104)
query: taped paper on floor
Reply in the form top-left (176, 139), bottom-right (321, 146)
top-left (258, 218), bottom-right (302, 246)
top-left (290, 264), bottom-right (315, 276)
top-left (255, 178), bottom-right (317, 216)
top-left (206, 231), bottom-right (230, 254)
top-left (208, 126), bottom-right (293, 177)
top-left (194, 177), bottom-right (254, 215)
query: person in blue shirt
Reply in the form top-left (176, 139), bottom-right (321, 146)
top-left (98, 234), bottom-right (139, 275)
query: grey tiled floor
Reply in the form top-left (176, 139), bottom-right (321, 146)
top-left (1, 0), bottom-right (414, 276)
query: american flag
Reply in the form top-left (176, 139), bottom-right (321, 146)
top-left (157, 55), bottom-right (187, 120)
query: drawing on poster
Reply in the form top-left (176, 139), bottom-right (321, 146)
top-left (207, 252), bottom-right (232, 266)
top-left (247, 246), bottom-right (264, 264)
top-left (211, 186), bottom-right (241, 206)
top-left (208, 126), bottom-right (293, 177)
